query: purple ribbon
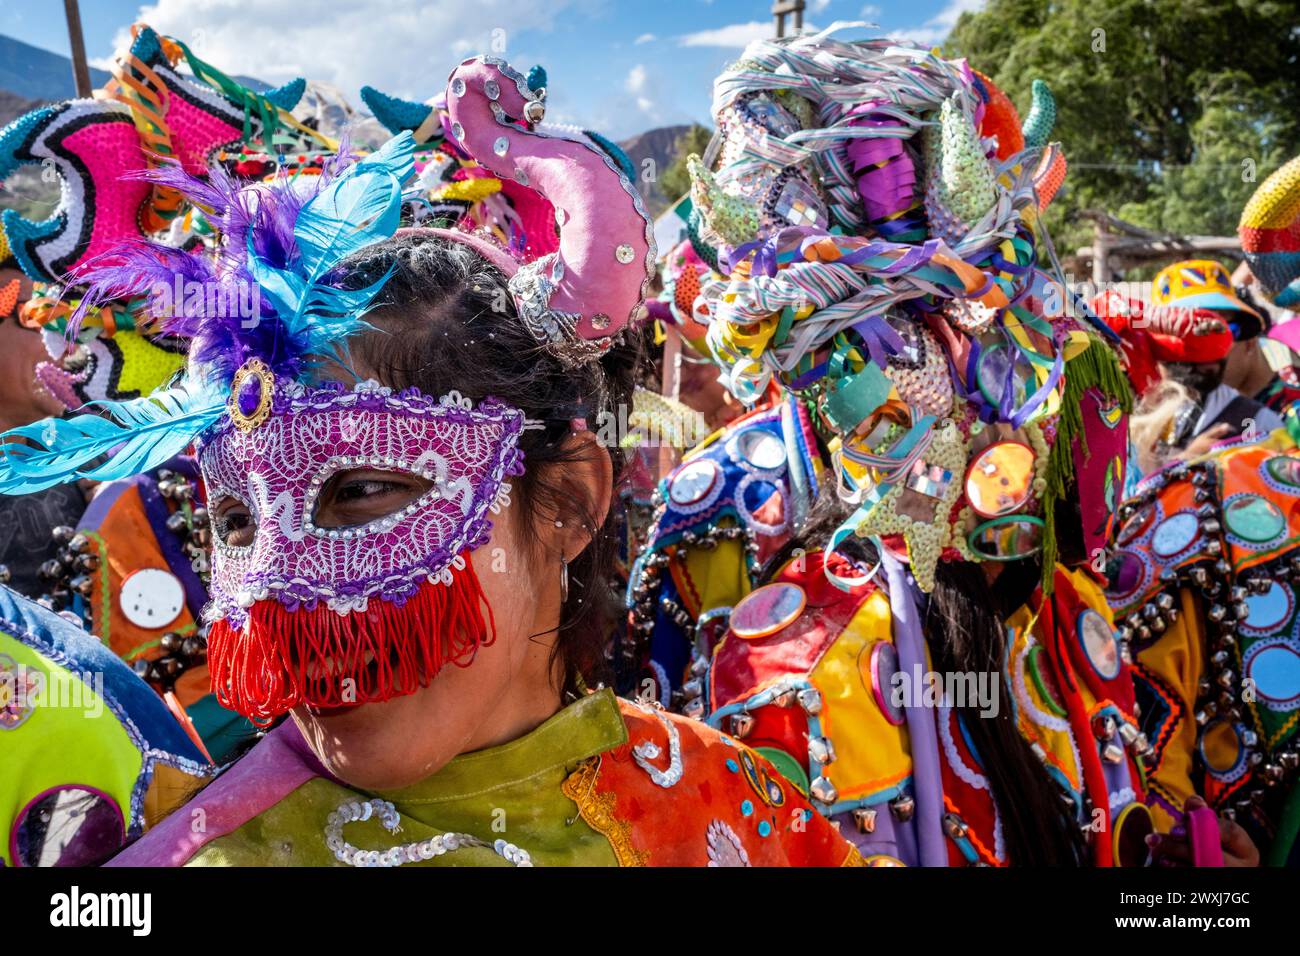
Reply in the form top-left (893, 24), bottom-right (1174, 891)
top-left (852, 314), bottom-right (907, 369)
top-left (882, 552), bottom-right (948, 867)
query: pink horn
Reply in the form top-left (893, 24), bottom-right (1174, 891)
top-left (444, 56), bottom-right (655, 362)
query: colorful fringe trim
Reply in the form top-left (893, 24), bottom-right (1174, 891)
top-left (207, 555), bottom-right (495, 725)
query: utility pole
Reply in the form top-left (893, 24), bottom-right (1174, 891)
top-left (63, 0), bottom-right (93, 97)
top-left (773, 0), bottom-right (805, 39)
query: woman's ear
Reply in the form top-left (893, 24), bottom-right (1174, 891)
top-left (547, 430), bottom-right (614, 561)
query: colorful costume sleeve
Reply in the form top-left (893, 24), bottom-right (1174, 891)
top-left (110, 689), bottom-right (859, 867)
top-left (563, 697), bottom-right (859, 866)
top-left (0, 584), bottom-right (211, 866)
top-left (707, 550), bottom-right (931, 864)
top-left (624, 394), bottom-right (821, 712)
top-left (1106, 444), bottom-right (1300, 863)
top-left (1129, 587), bottom-right (1206, 831)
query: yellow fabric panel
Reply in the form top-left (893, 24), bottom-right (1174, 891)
top-left (1134, 587), bottom-right (1206, 832)
top-left (674, 536), bottom-right (751, 619)
top-left (809, 589), bottom-right (913, 800)
top-left (1005, 599), bottom-right (1083, 791)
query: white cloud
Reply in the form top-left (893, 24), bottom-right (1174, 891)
top-left (809, 0), bottom-right (833, 11)
top-left (101, 0), bottom-right (583, 107)
top-left (677, 21), bottom-right (772, 49)
top-left (625, 63), bottom-right (647, 94)
top-left (892, 0), bottom-right (985, 48)
top-left (636, 96), bottom-right (654, 113)
top-left (633, 33), bottom-right (656, 45)
top-left (859, 4), bottom-right (883, 21)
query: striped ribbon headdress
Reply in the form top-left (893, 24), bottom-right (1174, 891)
top-left (688, 26), bottom-right (1128, 591)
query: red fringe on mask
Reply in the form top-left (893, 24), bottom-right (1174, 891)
top-left (206, 556), bottom-right (496, 726)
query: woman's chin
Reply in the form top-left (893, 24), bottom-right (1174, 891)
top-left (289, 695), bottom-right (467, 791)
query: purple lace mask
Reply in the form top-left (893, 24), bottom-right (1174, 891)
top-left (199, 374), bottom-right (526, 628)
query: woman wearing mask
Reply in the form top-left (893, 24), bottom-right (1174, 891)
top-left (0, 59), bottom-right (856, 868)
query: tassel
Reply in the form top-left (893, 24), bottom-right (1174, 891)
top-left (207, 553), bottom-right (496, 726)
top-left (1041, 334), bottom-right (1134, 592)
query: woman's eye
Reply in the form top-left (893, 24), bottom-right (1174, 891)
top-left (313, 469), bottom-right (434, 529)
top-left (335, 479), bottom-right (405, 502)
top-left (213, 501), bottom-right (257, 547)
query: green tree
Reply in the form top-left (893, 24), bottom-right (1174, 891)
top-left (945, 0), bottom-right (1300, 263)
top-left (659, 124), bottom-right (713, 205)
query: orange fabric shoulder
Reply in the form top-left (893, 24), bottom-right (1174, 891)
top-left (562, 697), bottom-right (861, 866)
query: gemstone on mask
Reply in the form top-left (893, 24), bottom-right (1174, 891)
top-left (1105, 550), bottom-right (1148, 599)
top-left (1242, 581), bottom-right (1293, 632)
top-left (227, 358), bottom-right (275, 432)
top-left (964, 441), bottom-right (1035, 518)
top-left (236, 374), bottom-right (263, 417)
top-left (119, 568), bottom-right (185, 629)
top-left (1243, 642), bottom-right (1300, 706)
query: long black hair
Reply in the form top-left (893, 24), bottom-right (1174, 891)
top-left (762, 496), bottom-right (1089, 866)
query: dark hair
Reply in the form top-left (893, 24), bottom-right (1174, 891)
top-left (762, 496), bottom-right (1089, 866)
top-left (337, 232), bottom-right (641, 695)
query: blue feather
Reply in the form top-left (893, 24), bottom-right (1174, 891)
top-left (241, 130), bottom-right (415, 366)
top-left (0, 382), bottom-right (224, 495)
top-left (293, 131), bottom-right (415, 287)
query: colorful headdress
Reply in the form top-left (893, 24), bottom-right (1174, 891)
top-left (1092, 290), bottom-right (1233, 397)
top-left (1239, 155), bottom-right (1300, 309)
top-left (1150, 259), bottom-right (1263, 328)
top-left (688, 31), bottom-right (1129, 590)
top-left (0, 55), bottom-right (654, 724)
top-left (0, 23), bottom-right (323, 411)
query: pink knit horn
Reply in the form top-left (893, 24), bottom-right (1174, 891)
top-left (444, 56), bottom-right (654, 363)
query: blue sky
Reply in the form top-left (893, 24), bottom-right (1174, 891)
top-left (6, 0), bottom-right (980, 138)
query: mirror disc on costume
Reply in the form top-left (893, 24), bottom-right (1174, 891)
top-left (1265, 455), bottom-right (1300, 488)
top-left (1105, 550), bottom-right (1147, 599)
top-left (1113, 803), bottom-right (1155, 868)
top-left (1200, 720), bottom-right (1242, 774)
top-left (730, 583), bottom-right (806, 640)
top-left (975, 343), bottom-right (1030, 407)
top-left (1224, 495), bottom-right (1285, 543)
top-left (968, 517), bottom-right (1043, 561)
top-left (1077, 609), bottom-right (1121, 680)
top-left (1244, 581), bottom-right (1293, 632)
top-left (668, 459), bottom-right (721, 506)
top-left (859, 641), bottom-right (905, 725)
top-left (737, 430), bottom-right (787, 471)
top-left (1026, 644), bottom-right (1068, 716)
top-left (12, 787), bottom-right (125, 867)
top-left (1151, 512), bottom-right (1200, 557)
top-left (119, 568), bottom-right (185, 629)
top-left (1116, 502), bottom-right (1156, 545)
top-left (1245, 643), bottom-right (1300, 706)
top-left (964, 441), bottom-right (1035, 518)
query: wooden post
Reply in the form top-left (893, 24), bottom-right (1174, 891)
top-left (773, 0), bottom-right (805, 38)
top-left (63, 0), bottom-right (93, 97)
